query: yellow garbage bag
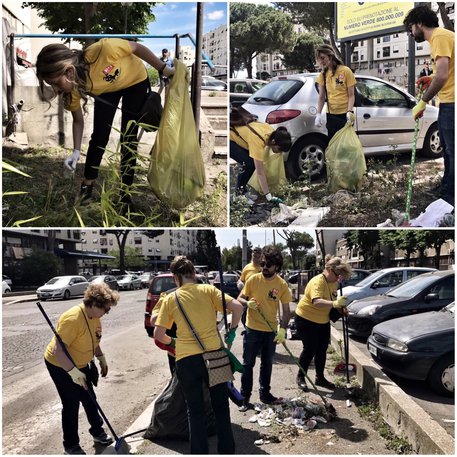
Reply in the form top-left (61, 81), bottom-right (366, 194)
top-left (148, 59), bottom-right (205, 209)
top-left (326, 122), bottom-right (366, 193)
top-left (247, 147), bottom-right (287, 193)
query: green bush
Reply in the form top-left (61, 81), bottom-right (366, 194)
top-left (21, 249), bottom-right (62, 286)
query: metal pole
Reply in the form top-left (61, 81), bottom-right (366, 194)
top-left (408, 34), bottom-right (416, 95)
top-left (8, 35), bottom-right (15, 120)
top-left (192, 2), bottom-right (204, 130)
top-left (174, 34), bottom-right (180, 62)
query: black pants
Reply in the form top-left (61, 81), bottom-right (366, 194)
top-left (176, 354), bottom-right (235, 454)
top-left (85, 78), bottom-right (149, 189)
top-left (294, 315), bottom-right (330, 380)
top-left (229, 141), bottom-right (255, 192)
top-left (326, 113), bottom-right (347, 142)
top-left (45, 359), bottom-right (104, 449)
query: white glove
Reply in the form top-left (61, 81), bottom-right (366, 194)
top-left (346, 111), bottom-right (355, 124)
top-left (96, 354), bottom-right (108, 377)
top-left (64, 149), bottom-right (80, 171)
top-left (237, 280), bottom-right (244, 291)
top-left (67, 366), bottom-right (87, 389)
top-left (314, 113), bottom-right (324, 127)
top-left (162, 66), bottom-right (175, 77)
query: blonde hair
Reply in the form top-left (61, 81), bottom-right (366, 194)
top-left (83, 282), bottom-right (119, 308)
top-left (324, 254), bottom-right (352, 279)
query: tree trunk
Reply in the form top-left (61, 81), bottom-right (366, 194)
top-left (84, 3), bottom-right (98, 46)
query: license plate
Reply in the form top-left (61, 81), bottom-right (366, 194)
top-left (368, 343), bottom-right (377, 357)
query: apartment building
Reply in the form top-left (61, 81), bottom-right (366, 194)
top-left (202, 23), bottom-right (228, 77)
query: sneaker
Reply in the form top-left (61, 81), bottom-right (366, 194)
top-left (64, 445), bottom-right (86, 455)
top-left (259, 392), bottom-right (282, 405)
top-left (296, 376), bottom-right (309, 392)
top-left (79, 183), bottom-right (93, 203)
top-left (315, 376), bottom-right (335, 389)
top-left (93, 431), bottom-right (114, 446)
top-left (238, 398), bottom-right (254, 412)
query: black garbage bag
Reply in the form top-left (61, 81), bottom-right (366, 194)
top-left (143, 371), bottom-right (216, 441)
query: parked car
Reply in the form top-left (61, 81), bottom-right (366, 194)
top-left (88, 275), bottom-right (119, 291)
top-left (2, 275), bottom-right (12, 287)
top-left (342, 269), bottom-right (372, 287)
top-left (207, 271), bottom-right (219, 284)
top-left (367, 301), bottom-right (455, 396)
top-left (213, 273), bottom-right (240, 298)
top-left (230, 78), bottom-right (268, 108)
top-left (2, 280), bottom-right (11, 294)
top-left (144, 273), bottom-right (207, 337)
top-left (201, 76), bottom-right (227, 91)
top-left (117, 274), bottom-right (142, 290)
top-left (139, 272), bottom-right (154, 288)
top-left (342, 267), bottom-right (435, 304)
top-left (36, 275), bottom-right (89, 301)
top-left (243, 73), bottom-right (442, 180)
top-left (348, 270), bottom-right (454, 338)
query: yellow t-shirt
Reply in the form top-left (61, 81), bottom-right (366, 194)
top-left (229, 122), bottom-right (274, 161)
top-left (430, 27), bottom-right (455, 103)
top-left (240, 262), bottom-right (262, 283)
top-left (66, 38), bottom-right (148, 111)
top-left (44, 305), bottom-right (102, 368)
top-left (242, 273), bottom-right (292, 332)
top-left (316, 65), bottom-right (356, 115)
top-left (295, 274), bottom-right (337, 324)
top-left (155, 283), bottom-right (234, 361)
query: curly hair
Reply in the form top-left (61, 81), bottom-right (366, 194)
top-left (324, 254), bottom-right (352, 280)
top-left (83, 282), bottom-right (119, 309)
top-left (403, 5), bottom-right (439, 30)
top-left (262, 246), bottom-right (284, 272)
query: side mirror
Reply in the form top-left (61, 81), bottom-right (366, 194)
top-left (424, 293), bottom-right (439, 303)
top-left (371, 281), bottom-right (380, 289)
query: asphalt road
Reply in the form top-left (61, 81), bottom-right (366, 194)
top-left (331, 320), bottom-right (455, 437)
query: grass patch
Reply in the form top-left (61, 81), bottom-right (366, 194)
top-left (2, 144), bottom-right (226, 227)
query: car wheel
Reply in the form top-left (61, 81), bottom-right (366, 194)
top-left (420, 123), bottom-right (442, 158)
top-left (285, 135), bottom-right (327, 180)
top-left (63, 290), bottom-right (70, 300)
top-left (427, 353), bottom-right (454, 397)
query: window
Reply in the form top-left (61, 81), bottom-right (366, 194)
top-left (352, 51), bottom-right (359, 62)
top-left (429, 277), bottom-right (454, 299)
top-left (393, 45), bottom-right (399, 54)
top-left (377, 51), bottom-right (381, 58)
top-left (376, 38), bottom-right (381, 44)
top-left (383, 47), bottom-right (390, 57)
top-left (383, 36), bottom-right (390, 42)
top-left (356, 78), bottom-right (409, 108)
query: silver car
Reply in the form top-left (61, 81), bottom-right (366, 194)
top-left (37, 275), bottom-right (89, 301)
top-left (117, 274), bottom-right (142, 290)
top-left (242, 73), bottom-right (442, 179)
top-left (342, 267), bottom-right (436, 304)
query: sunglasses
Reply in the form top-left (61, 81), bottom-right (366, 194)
top-left (260, 261), bottom-right (274, 268)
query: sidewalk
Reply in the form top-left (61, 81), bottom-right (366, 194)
top-left (102, 327), bottom-right (454, 455)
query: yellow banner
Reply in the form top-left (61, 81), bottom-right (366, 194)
top-left (337, 2), bottom-right (415, 41)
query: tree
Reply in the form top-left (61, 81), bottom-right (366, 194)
top-left (423, 230), bottom-right (454, 269)
top-left (282, 33), bottom-right (324, 72)
top-left (106, 247), bottom-right (144, 270)
top-left (22, 249), bottom-right (61, 286)
top-left (379, 230), bottom-right (420, 267)
top-left (275, 2), bottom-right (341, 57)
top-left (104, 230), bottom-right (130, 274)
top-left (222, 246), bottom-right (242, 271)
top-left (230, 3), bottom-right (296, 78)
top-left (23, 2), bottom-right (157, 45)
top-left (193, 230), bottom-right (220, 270)
top-left (277, 230), bottom-right (314, 269)
top-left (344, 230), bottom-right (381, 269)
top-left (437, 3), bottom-right (454, 31)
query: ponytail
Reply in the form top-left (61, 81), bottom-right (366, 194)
top-left (230, 106), bottom-right (258, 127)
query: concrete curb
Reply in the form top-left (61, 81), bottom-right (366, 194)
top-left (330, 326), bottom-right (455, 455)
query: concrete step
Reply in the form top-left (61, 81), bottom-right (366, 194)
top-left (214, 129), bottom-right (227, 147)
top-left (201, 106), bottom-right (228, 116)
top-left (214, 145), bottom-right (227, 158)
top-left (206, 115), bottom-right (227, 130)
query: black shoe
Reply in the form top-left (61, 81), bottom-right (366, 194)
top-left (259, 392), bottom-right (282, 405)
top-left (315, 376), bottom-right (335, 389)
top-left (79, 183), bottom-right (93, 203)
top-left (93, 431), bottom-right (114, 446)
top-left (64, 445), bottom-right (86, 455)
top-left (238, 397), bottom-right (254, 412)
top-left (296, 376), bottom-right (309, 392)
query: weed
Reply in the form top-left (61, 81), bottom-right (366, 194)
top-left (230, 194), bottom-right (252, 227)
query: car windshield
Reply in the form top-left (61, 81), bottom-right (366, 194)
top-left (385, 274), bottom-right (440, 298)
top-left (46, 277), bottom-right (67, 285)
top-left (247, 79), bottom-right (304, 105)
top-left (151, 277), bottom-right (175, 294)
top-left (353, 270), bottom-right (389, 287)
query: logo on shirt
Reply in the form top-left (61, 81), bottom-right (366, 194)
top-left (268, 288), bottom-right (279, 300)
top-left (336, 73), bottom-right (345, 86)
top-left (331, 290), bottom-right (338, 299)
top-left (103, 65), bottom-right (120, 83)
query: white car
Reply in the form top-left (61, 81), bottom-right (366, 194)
top-left (3, 275), bottom-right (12, 287)
top-left (342, 267), bottom-right (436, 304)
top-left (2, 281), bottom-right (11, 294)
top-left (117, 274), bottom-right (142, 290)
top-left (37, 275), bottom-right (89, 301)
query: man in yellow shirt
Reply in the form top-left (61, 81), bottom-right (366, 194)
top-left (237, 246), bottom-right (292, 409)
top-left (405, 5), bottom-right (455, 205)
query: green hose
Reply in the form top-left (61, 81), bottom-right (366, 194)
top-left (405, 85), bottom-right (424, 222)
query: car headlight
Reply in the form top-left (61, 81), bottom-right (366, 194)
top-left (357, 305), bottom-right (381, 316)
top-left (386, 338), bottom-right (408, 352)
top-left (53, 289), bottom-right (62, 294)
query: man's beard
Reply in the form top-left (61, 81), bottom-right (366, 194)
top-left (414, 29), bottom-right (426, 43)
top-left (262, 269), bottom-right (275, 278)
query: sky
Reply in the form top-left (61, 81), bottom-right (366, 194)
top-left (141, 2), bottom-right (227, 57)
top-left (214, 229), bottom-right (317, 251)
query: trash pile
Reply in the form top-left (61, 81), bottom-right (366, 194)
top-left (246, 395), bottom-right (335, 443)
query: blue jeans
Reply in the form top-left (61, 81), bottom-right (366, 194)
top-left (176, 354), bottom-right (235, 454)
top-left (438, 103), bottom-right (454, 204)
top-left (229, 141), bottom-right (255, 192)
top-left (240, 327), bottom-right (276, 399)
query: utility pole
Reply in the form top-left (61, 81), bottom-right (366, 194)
top-left (242, 229), bottom-right (248, 267)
